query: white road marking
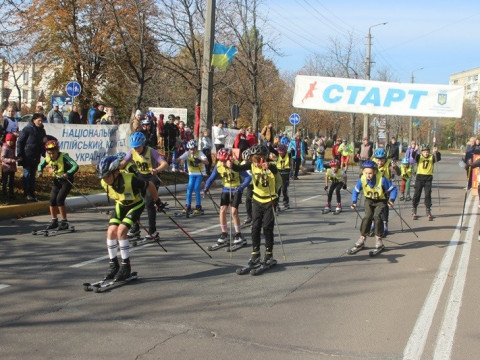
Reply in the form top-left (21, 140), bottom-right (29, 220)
top-left (301, 195), bottom-right (321, 202)
top-left (71, 224), bottom-right (220, 268)
top-left (433, 196), bottom-right (477, 360)
top-left (0, 284), bottom-right (10, 290)
top-left (403, 196), bottom-right (473, 360)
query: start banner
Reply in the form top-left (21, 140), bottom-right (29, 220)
top-left (293, 75), bottom-right (464, 118)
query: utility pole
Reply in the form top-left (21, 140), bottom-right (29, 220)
top-left (409, 67), bottom-right (423, 143)
top-left (200, 0), bottom-right (216, 137)
top-left (363, 22), bottom-right (387, 140)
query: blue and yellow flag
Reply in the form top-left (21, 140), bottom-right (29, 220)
top-left (211, 43), bottom-right (238, 71)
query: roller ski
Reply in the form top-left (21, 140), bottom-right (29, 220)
top-left (132, 231), bottom-right (160, 247)
top-left (32, 219), bottom-right (75, 236)
top-left (250, 254), bottom-right (277, 275)
top-left (333, 204), bottom-right (342, 215)
top-left (369, 237), bottom-right (385, 257)
top-left (226, 233), bottom-right (248, 252)
top-left (126, 225), bottom-right (141, 239)
top-left (208, 232), bottom-right (229, 251)
top-left (83, 258), bottom-right (137, 293)
top-left (241, 217), bottom-right (252, 228)
top-left (347, 236), bottom-right (366, 255)
top-left (236, 252), bottom-right (261, 275)
top-left (321, 203), bottom-right (331, 214)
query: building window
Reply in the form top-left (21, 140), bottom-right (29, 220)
top-left (453, 80), bottom-right (458, 84)
top-left (475, 74), bottom-right (479, 81)
top-left (22, 89), bottom-right (29, 102)
top-left (23, 72), bottom-right (29, 84)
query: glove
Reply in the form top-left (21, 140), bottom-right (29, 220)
top-left (203, 188), bottom-right (209, 194)
top-left (388, 200), bottom-right (395, 208)
top-left (324, 185), bottom-right (328, 191)
top-left (237, 186), bottom-right (244, 193)
top-left (155, 199), bottom-right (167, 212)
top-left (351, 203), bottom-right (357, 210)
top-left (342, 183), bottom-right (347, 190)
top-left (194, 158), bottom-right (201, 165)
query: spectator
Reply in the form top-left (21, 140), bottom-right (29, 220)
top-left (68, 105), bottom-right (82, 124)
top-left (157, 114), bottom-right (164, 149)
top-left (16, 113), bottom-right (47, 201)
top-left (93, 103), bottom-right (106, 125)
top-left (233, 127), bottom-right (249, 157)
top-left (200, 129), bottom-right (213, 175)
top-left (260, 122), bottom-right (274, 144)
top-left (1, 104), bottom-right (20, 145)
top-left (246, 125), bottom-right (258, 147)
top-left (100, 106), bottom-right (116, 125)
top-left (1, 133), bottom-right (18, 199)
top-left (213, 120), bottom-right (227, 150)
top-left (162, 114), bottom-right (180, 166)
top-left (47, 104), bottom-right (65, 123)
top-left (88, 102), bottom-right (99, 125)
top-left (130, 109), bottom-right (143, 133)
top-left (386, 136), bottom-right (400, 161)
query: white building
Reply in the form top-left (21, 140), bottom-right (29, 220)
top-left (449, 67), bottom-right (479, 103)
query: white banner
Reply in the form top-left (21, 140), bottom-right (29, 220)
top-left (148, 107), bottom-right (188, 122)
top-left (293, 75), bottom-right (464, 118)
top-left (19, 123), bottom-right (130, 165)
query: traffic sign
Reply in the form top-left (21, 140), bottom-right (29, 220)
top-left (66, 81), bottom-right (82, 97)
top-left (289, 113), bottom-right (300, 126)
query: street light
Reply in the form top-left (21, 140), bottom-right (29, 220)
top-left (363, 22), bottom-right (388, 139)
top-left (409, 67), bottom-right (424, 143)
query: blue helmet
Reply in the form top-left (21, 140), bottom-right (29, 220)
top-left (96, 156), bottom-right (120, 178)
top-left (130, 132), bottom-right (146, 147)
top-left (116, 152), bottom-right (127, 160)
top-left (362, 160), bottom-right (377, 169)
top-left (401, 157), bottom-right (410, 165)
top-left (374, 148), bottom-right (386, 159)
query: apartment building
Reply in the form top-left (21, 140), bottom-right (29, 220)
top-left (449, 67), bottom-right (480, 103)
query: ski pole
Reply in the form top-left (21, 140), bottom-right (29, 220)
top-left (205, 190), bottom-right (220, 214)
top-left (390, 206), bottom-right (418, 238)
top-left (460, 165), bottom-right (471, 233)
top-left (158, 208), bottom-right (212, 258)
top-left (434, 148), bottom-right (441, 207)
top-left (229, 185), bottom-right (233, 257)
top-left (266, 171), bottom-right (286, 261)
top-left (63, 176), bottom-right (106, 215)
top-left (395, 178), bottom-right (404, 232)
top-left (136, 220), bottom-right (167, 252)
top-left (156, 174), bottom-right (184, 209)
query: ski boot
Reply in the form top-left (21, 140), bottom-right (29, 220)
top-left (263, 252), bottom-right (276, 266)
top-left (105, 257), bottom-right (120, 280)
top-left (322, 203), bottom-right (331, 214)
top-left (399, 194), bottom-right (405, 201)
top-left (347, 236), bottom-right (366, 254)
top-left (207, 232), bottom-right (229, 251)
top-left (233, 233), bottom-right (247, 246)
top-left (412, 207), bottom-right (418, 220)
top-left (127, 224), bottom-right (141, 238)
top-left (405, 194), bottom-right (411, 201)
top-left (369, 236), bottom-right (385, 256)
top-left (193, 205), bottom-right (204, 215)
top-left (57, 219), bottom-right (69, 231)
top-left (144, 231), bottom-right (159, 241)
top-left (46, 218), bottom-right (59, 230)
top-left (334, 203), bottom-right (342, 215)
top-left (248, 252), bottom-right (261, 266)
top-left (183, 205), bottom-right (192, 217)
top-left (243, 217), bottom-right (252, 225)
top-left (283, 203), bottom-right (290, 210)
top-left (114, 258), bottom-right (131, 281)
top-left (426, 208), bottom-right (433, 221)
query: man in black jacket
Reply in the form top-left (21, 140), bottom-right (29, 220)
top-left (16, 113), bottom-right (47, 201)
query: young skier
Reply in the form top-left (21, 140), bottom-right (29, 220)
top-left (120, 132), bottom-right (168, 241)
top-left (97, 155), bottom-right (165, 281)
top-left (399, 157), bottom-right (413, 201)
top-left (350, 160), bottom-right (397, 253)
top-left (275, 144), bottom-right (291, 209)
top-left (203, 148), bottom-right (251, 249)
top-left (230, 144), bottom-right (280, 269)
top-left (372, 147), bottom-right (400, 236)
top-left (174, 139), bottom-right (208, 215)
top-left (37, 140), bottom-right (79, 230)
top-left (323, 159), bottom-right (347, 214)
top-left (241, 148), bottom-right (254, 225)
top-left (412, 144), bottom-right (441, 220)
top-left (338, 138), bottom-right (354, 172)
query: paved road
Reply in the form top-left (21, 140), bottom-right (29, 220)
top-left (1, 154), bottom-right (478, 360)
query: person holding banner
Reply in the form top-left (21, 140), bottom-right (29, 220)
top-left (162, 114), bottom-right (180, 168)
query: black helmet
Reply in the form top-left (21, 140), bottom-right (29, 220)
top-left (250, 144), bottom-right (269, 157)
top-left (420, 144), bottom-right (430, 151)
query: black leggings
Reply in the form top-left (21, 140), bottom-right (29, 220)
top-left (251, 200), bottom-right (275, 253)
top-left (50, 178), bottom-right (72, 206)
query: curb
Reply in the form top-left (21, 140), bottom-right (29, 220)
top-left (0, 184), bottom-right (189, 221)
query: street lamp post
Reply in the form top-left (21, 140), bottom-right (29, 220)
top-left (409, 67), bottom-right (424, 143)
top-left (363, 22), bottom-right (387, 140)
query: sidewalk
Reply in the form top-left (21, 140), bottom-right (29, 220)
top-left (0, 184), bottom-right (189, 221)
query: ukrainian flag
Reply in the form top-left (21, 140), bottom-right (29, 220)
top-left (211, 43), bottom-right (238, 71)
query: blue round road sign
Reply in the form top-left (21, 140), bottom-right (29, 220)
top-left (289, 113), bottom-right (300, 126)
top-left (66, 81), bottom-right (82, 97)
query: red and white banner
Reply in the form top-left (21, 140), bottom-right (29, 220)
top-left (293, 75), bottom-right (464, 118)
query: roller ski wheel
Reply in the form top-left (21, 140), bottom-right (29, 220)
top-left (321, 209), bottom-right (331, 214)
top-left (250, 259), bottom-right (277, 275)
top-left (85, 272), bottom-right (138, 293)
top-left (369, 245), bottom-right (385, 257)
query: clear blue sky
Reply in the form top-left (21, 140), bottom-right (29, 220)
top-left (262, 0), bottom-right (479, 85)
